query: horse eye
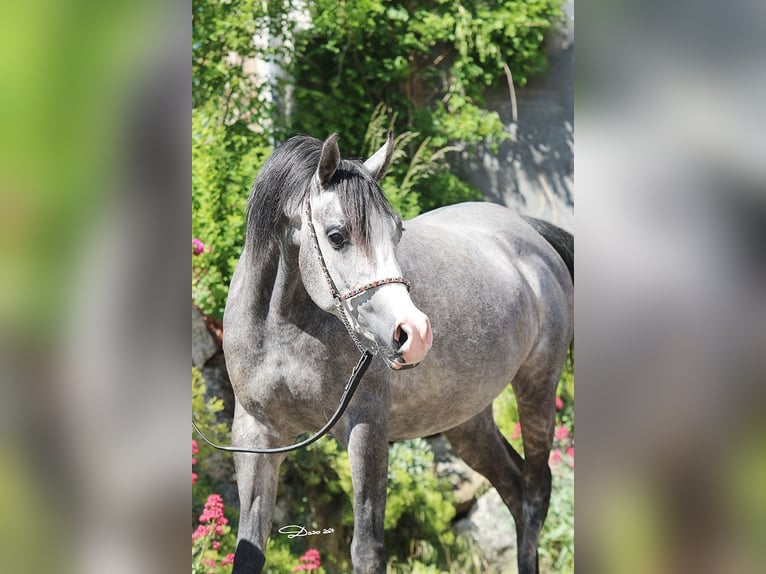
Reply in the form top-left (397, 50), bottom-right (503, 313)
top-left (328, 232), bottom-right (345, 247)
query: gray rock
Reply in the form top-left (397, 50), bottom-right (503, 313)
top-left (192, 305), bottom-right (217, 368)
top-left (454, 488), bottom-right (517, 573)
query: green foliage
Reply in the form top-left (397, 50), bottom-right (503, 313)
top-left (192, 0), bottom-right (287, 122)
top-left (493, 385), bottom-right (521, 451)
top-left (287, 0), bottom-right (564, 214)
top-left (192, 106), bottom-right (272, 318)
top-left (262, 538), bottom-right (300, 574)
top-left (289, 0), bottom-right (563, 147)
top-left (417, 170), bottom-right (483, 214)
top-left (363, 103), bottom-right (481, 219)
top-left (263, 538), bottom-right (328, 574)
top-left (387, 533), bottom-right (493, 573)
top-left (275, 437), bottom-right (354, 572)
top-left (192, 368), bottom-right (237, 573)
top-left (385, 439), bottom-right (456, 546)
top-left (540, 461), bottom-right (574, 574)
top-left (274, 436), bottom-right (459, 572)
top-left (192, 367), bottom-right (235, 522)
top-left (191, 0), bottom-right (279, 319)
top-left (191, 368), bottom-right (229, 444)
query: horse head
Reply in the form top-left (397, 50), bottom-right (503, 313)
top-left (297, 133), bottom-right (432, 369)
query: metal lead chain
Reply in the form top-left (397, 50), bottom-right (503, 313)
top-left (333, 296), bottom-right (375, 355)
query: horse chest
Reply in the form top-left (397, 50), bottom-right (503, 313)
top-left (234, 332), bottom-right (345, 424)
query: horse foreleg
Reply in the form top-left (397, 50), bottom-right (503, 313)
top-left (231, 405), bottom-right (286, 574)
top-left (346, 417), bottom-right (389, 574)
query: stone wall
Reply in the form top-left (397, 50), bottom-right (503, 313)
top-left (455, 1), bottom-right (574, 232)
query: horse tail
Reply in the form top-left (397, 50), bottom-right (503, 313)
top-left (521, 216), bottom-right (574, 284)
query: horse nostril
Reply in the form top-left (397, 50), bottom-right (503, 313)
top-left (394, 325), bottom-right (409, 350)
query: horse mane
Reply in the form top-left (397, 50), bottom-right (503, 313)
top-left (244, 135), bottom-right (400, 258)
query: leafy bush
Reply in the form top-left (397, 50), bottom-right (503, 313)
top-left (387, 532), bottom-right (494, 574)
top-left (540, 456), bottom-right (574, 574)
top-left (384, 439), bottom-right (456, 548)
top-left (192, 367), bottom-right (234, 517)
top-left (276, 437), bottom-right (354, 572)
top-left (192, 368), bottom-right (238, 573)
top-left (287, 0), bottom-right (563, 152)
top-left (273, 436), bottom-right (458, 572)
top-left (262, 541), bottom-right (327, 574)
top-left (283, 0), bottom-right (564, 216)
top-left (192, 107), bottom-right (272, 318)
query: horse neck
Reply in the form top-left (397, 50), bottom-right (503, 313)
top-left (240, 240), bottom-right (314, 326)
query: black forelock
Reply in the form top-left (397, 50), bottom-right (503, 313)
top-left (244, 135), bottom-right (400, 258)
top-left (331, 160), bottom-right (400, 254)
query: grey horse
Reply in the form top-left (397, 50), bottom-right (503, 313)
top-left (223, 133), bottom-right (574, 574)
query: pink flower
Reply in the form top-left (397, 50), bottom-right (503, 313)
top-left (192, 524), bottom-right (208, 540)
top-left (294, 548), bottom-right (321, 571)
top-left (192, 238), bottom-right (206, 256)
top-left (201, 558), bottom-right (217, 568)
top-left (199, 494), bottom-right (227, 524)
top-left (555, 395), bottom-right (564, 410)
top-left (566, 446), bottom-right (574, 468)
top-left (510, 422), bottom-right (521, 440)
top-left (213, 541), bottom-right (221, 550)
top-left (222, 553), bottom-right (235, 565)
top-left (194, 493), bottom-right (229, 542)
top-left (555, 426), bottom-right (570, 441)
top-left (549, 450), bottom-right (563, 466)
top-left (192, 439), bottom-right (199, 455)
top-left (192, 471), bottom-right (198, 485)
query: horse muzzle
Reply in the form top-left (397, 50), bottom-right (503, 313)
top-left (389, 311), bottom-right (432, 368)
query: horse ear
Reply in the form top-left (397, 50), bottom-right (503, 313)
top-left (363, 130), bottom-right (394, 181)
top-left (317, 133), bottom-right (340, 187)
